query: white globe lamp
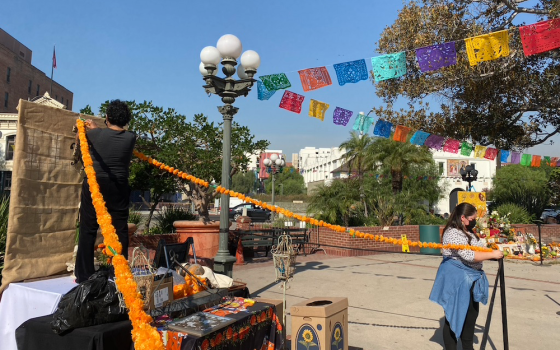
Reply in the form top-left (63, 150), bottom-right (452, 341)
top-left (270, 154), bottom-right (279, 162)
top-left (200, 46), bottom-right (221, 66)
top-left (237, 65), bottom-right (249, 79)
top-left (199, 62), bottom-right (218, 76)
top-left (240, 50), bottom-right (261, 70)
top-left (216, 34), bottom-right (243, 59)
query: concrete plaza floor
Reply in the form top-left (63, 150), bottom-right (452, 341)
top-left (233, 252), bottom-right (560, 350)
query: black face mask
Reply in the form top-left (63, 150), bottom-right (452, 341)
top-left (465, 219), bottom-right (477, 231)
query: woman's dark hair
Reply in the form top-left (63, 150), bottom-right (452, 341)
top-left (443, 202), bottom-right (478, 244)
top-left (106, 99), bottom-right (131, 127)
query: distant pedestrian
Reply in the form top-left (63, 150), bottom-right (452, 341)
top-left (443, 213), bottom-right (449, 220)
top-left (429, 203), bottom-right (503, 350)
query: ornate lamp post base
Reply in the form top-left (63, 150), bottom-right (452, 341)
top-left (213, 251), bottom-right (237, 277)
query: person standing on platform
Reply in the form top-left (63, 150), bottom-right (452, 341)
top-left (75, 100), bottom-right (136, 283)
top-left (429, 203), bottom-right (503, 350)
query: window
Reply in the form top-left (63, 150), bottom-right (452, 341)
top-left (36, 84), bottom-right (40, 96)
top-left (6, 67), bottom-right (10, 82)
top-left (2, 171), bottom-right (12, 194)
top-left (4, 92), bottom-right (8, 108)
top-left (438, 162), bottom-right (444, 175)
top-left (55, 95), bottom-right (58, 100)
top-left (28, 80), bottom-right (32, 94)
top-left (6, 135), bottom-right (15, 160)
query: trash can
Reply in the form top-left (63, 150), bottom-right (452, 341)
top-left (419, 225), bottom-right (442, 255)
top-left (290, 297), bottom-right (348, 350)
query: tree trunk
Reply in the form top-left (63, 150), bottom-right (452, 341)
top-left (391, 170), bottom-right (403, 194)
top-left (190, 184), bottom-right (213, 223)
top-left (144, 193), bottom-right (161, 230)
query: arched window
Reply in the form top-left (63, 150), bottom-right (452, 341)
top-left (5, 135), bottom-right (15, 160)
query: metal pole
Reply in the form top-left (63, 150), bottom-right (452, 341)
top-left (214, 104), bottom-right (238, 277)
top-left (271, 172), bottom-right (275, 220)
top-left (537, 221), bottom-right (543, 266)
top-left (498, 259), bottom-right (509, 350)
top-left (283, 279), bottom-right (287, 350)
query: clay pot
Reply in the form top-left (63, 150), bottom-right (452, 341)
top-left (173, 220), bottom-right (220, 259)
top-left (128, 223), bottom-right (137, 238)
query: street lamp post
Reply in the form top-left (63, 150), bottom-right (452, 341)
top-left (200, 35), bottom-right (261, 277)
top-left (263, 154), bottom-right (285, 220)
top-left (459, 164), bottom-right (478, 192)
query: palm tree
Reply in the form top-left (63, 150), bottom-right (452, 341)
top-left (368, 138), bottom-right (434, 194)
top-left (307, 179), bottom-right (360, 227)
top-left (339, 132), bottom-right (373, 177)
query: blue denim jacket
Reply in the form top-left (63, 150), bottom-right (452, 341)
top-left (429, 257), bottom-right (489, 338)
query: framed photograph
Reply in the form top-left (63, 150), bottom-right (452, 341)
top-left (167, 312), bottom-right (236, 337)
top-left (448, 160), bottom-right (460, 176)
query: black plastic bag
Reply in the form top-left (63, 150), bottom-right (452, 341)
top-left (51, 269), bottom-right (128, 334)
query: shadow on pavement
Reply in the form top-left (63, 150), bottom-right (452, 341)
top-left (429, 317), bottom-right (498, 350)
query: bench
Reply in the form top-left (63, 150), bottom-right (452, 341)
top-left (235, 228), bottom-right (309, 258)
top-left (239, 232), bottom-right (275, 257)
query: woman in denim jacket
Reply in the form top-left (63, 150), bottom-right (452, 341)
top-left (430, 203), bottom-right (503, 350)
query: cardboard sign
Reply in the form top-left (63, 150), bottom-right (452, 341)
top-left (458, 191), bottom-right (487, 217)
top-left (148, 274), bottom-right (173, 310)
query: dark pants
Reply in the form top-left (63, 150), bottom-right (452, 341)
top-left (75, 177), bottom-right (130, 283)
top-left (443, 287), bottom-right (480, 350)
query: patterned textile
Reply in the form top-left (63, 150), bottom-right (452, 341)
top-left (424, 134), bottom-right (445, 150)
top-left (500, 150), bottom-right (510, 163)
top-left (460, 142), bottom-right (473, 156)
top-left (519, 18), bottom-right (560, 56)
top-left (308, 99), bottom-right (330, 121)
top-left (484, 147), bottom-right (498, 160)
top-left (510, 152), bottom-right (521, 164)
top-left (443, 139), bottom-right (461, 154)
top-left (393, 125), bottom-right (412, 142)
top-left (257, 81), bottom-right (276, 101)
top-left (333, 59), bottom-right (369, 86)
top-left (352, 113), bottom-right (375, 134)
top-left (333, 107), bottom-right (353, 126)
top-left (371, 52), bottom-right (407, 81)
top-left (464, 30), bottom-right (510, 66)
top-left (260, 73), bottom-right (291, 91)
top-left (521, 154), bottom-right (532, 167)
top-left (416, 42), bottom-right (457, 72)
top-left (373, 120), bottom-right (393, 138)
top-left (298, 67), bottom-right (332, 92)
top-left (531, 155), bottom-right (541, 167)
top-left (474, 145), bottom-right (487, 158)
top-left (410, 131), bottom-right (430, 146)
top-left (279, 90), bottom-right (305, 114)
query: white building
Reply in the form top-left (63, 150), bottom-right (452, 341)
top-left (298, 145), bottom-right (498, 215)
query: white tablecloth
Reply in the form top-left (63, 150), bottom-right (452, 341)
top-left (0, 276), bottom-right (75, 350)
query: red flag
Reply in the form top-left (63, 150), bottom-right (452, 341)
top-left (52, 47), bottom-right (57, 69)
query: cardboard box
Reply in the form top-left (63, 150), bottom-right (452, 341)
top-left (148, 273), bottom-right (174, 310)
top-left (254, 297), bottom-right (284, 329)
top-left (291, 297), bottom-right (348, 350)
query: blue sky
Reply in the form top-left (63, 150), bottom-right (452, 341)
top-left (1, 0), bottom-right (557, 158)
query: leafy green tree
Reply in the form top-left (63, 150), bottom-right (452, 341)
top-left (339, 132), bottom-right (373, 176)
top-left (549, 168), bottom-right (560, 206)
top-left (368, 138), bottom-right (434, 193)
top-left (492, 165), bottom-right (550, 218)
top-left (264, 166), bottom-right (306, 195)
top-left (79, 105), bottom-right (95, 116)
top-left (373, 0), bottom-right (560, 150)
top-left (307, 178), bottom-right (362, 226)
top-left (496, 203), bottom-right (532, 224)
top-left (127, 101), bottom-right (268, 221)
top-left (231, 171), bottom-right (257, 195)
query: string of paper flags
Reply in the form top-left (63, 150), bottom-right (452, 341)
top-left (256, 18), bottom-right (560, 165)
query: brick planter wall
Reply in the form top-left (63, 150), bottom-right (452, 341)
top-left (310, 225), bottom-right (422, 257)
top-left (311, 224), bottom-right (560, 257)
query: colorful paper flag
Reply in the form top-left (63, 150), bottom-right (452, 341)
top-left (352, 113), bottom-right (375, 134)
top-left (373, 120), bottom-right (393, 138)
top-left (393, 125), bottom-right (411, 143)
top-left (371, 52), bottom-right (407, 81)
top-left (298, 67), bottom-right (332, 92)
top-left (424, 135), bottom-right (445, 150)
top-left (410, 131), bottom-right (430, 146)
top-left (460, 142), bottom-right (473, 157)
top-left (279, 90), bottom-right (305, 114)
top-left (333, 107), bottom-right (353, 126)
top-left (510, 152), bottom-right (521, 164)
top-left (333, 59), bottom-right (369, 86)
top-left (500, 150), bottom-right (510, 163)
top-left (443, 139), bottom-right (461, 154)
top-left (543, 156), bottom-right (552, 165)
top-left (551, 157), bottom-right (560, 167)
top-left (415, 42), bottom-right (457, 72)
top-left (521, 154), bottom-right (532, 167)
top-left (52, 46), bottom-right (57, 69)
top-left (260, 73), bottom-right (291, 91)
top-left (464, 30), bottom-right (510, 66)
top-left (474, 145), bottom-right (487, 158)
top-left (531, 155), bottom-right (541, 167)
top-left (519, 18), bottom-right (560, 56)
top-left (484, 147), bottom-right (498, 160)
top-left (309, 99), bottom-right (330, 121)
top-left (257, 81), bottom-right (276, 101)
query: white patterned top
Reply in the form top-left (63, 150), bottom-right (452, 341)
top-left (442, 227), bottom-right (486, 270)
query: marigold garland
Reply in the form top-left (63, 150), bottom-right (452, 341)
top-left (77, 120), bottom-right (164, 350)
top-left (133, 150), bottom-right (493, 253)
